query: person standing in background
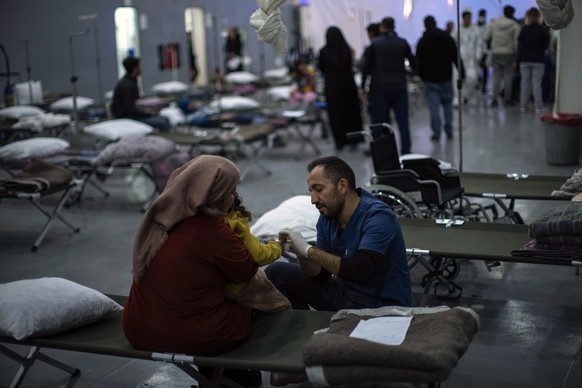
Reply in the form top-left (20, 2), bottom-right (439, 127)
top-left (416, 15), bottom-right (463, 141)
top-left (517, 7), bottom-right (550, 113)
top-left (358, 22), bottom-right (381, 101)
top-left (486, 5), bottom-right (521, 107)
top-left (318, 26), bottom-right (363, 152)
top-left (453, 9), bottom-right (483, 107)
top-left (225, 26), bottom-right (243, 73)
top-left (477, 9), bottom-right (490, 94)
top-left (360, 17), bottom-right (415, 155)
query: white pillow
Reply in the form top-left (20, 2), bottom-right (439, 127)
top-left (400, 154), bottom-right (453, 170)
top-left (0, 277), bottom-right (123, 340)
top-left (209, 96), bottom-right (260, 112)
top-left (83, 119), bottom-right (153, 141)
top-left (50, 96), bottom-right (95, 112)
top-left (224, 71), bottom-right (259, 85)
top-left (267, 86), bottom-right (292, 102)
top-left (264, 67), bottom-right (289, 79)
top-left (0, 105), bottom-right (46, 120)
top-left (151, 81), bottom-right (189, 95)
top-left (0, 137), bottom-right (70, 160)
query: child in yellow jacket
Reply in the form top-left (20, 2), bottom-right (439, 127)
top-left (225, 194), bottom-right (283, 296)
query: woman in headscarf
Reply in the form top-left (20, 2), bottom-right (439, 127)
top-left (123, 155), bottom-right (260, 383)
top-left (318, 26), bottom-right (364, 151)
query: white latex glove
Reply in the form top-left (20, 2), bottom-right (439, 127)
top-left (279, 228), bottom-right (310, 258)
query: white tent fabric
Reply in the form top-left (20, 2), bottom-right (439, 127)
top-left (249, 0), bottom-right (288, 53)
top-left (536, 0), bottom-right (575, 30)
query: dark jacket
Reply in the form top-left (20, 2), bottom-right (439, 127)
top-left (361, 32), bottom-right (415, 88)
top-left (110, 74), bottom-right (148, 119)
top-left (517, 24), bottom-right (550, 63)
top-left (415, 28), bottom-right (460, 83)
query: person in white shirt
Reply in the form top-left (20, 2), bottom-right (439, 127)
top-left (485, 5), bottom-right (521, 107)
top-left (453, 9), bottom-right (483, 106)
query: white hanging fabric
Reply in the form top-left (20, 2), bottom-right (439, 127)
top-left (536, 0), bottom-right (575, 30)
top-left (249, 0), bottom-right (288, 53)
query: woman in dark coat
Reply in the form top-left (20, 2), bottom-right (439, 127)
top-left (318, 26), bottom-right (364, 151)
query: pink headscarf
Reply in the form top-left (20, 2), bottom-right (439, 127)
top-left (132, 155), bottom-right (240, 283)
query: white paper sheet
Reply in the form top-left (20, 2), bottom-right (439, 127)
top-left (349, 316), bottom-right (412, 346)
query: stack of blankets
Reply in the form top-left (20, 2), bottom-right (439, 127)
top-left (0, 159), bottom-right (72, 194)
top-left (512, 203), bottom-right (582, 260)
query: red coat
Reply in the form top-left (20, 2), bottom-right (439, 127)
top-left (123, 213), bottom-right (257, 355)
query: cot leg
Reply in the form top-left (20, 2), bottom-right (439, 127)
top-left (293, 123), bottom-right (321, 160)
top-left (413, 255), bottom-right (461, 306)
top-left (0, 345), bottom-right (80, 388)
top-left (173, 364), bottom-right (246, 388)
top-left (29, 187), bottom-right (81, 252)
top-left (238, 142), bottom-right (272, 182)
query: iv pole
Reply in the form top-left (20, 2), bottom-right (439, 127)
top-left (69, 28), bottom-right (90, 148)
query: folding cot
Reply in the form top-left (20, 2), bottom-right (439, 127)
top-left (399, 217), bottom-right (582, 305)
top-left (159, 123), bottom-right (276, 181)
top-left (458, 172), bottom-right (572, 223)
top-left (0, 159), bottom-right (81, 251)
top-left (0, 295), bottom-right (331, 388)
top-left (0, 295), bottom-right (478, 388)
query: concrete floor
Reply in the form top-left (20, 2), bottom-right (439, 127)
top-left (1, 89), bottom-right (582, 387)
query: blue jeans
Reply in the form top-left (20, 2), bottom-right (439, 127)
top-left (369, 84), bottom-right (411, 154)
top-left (520, 62), bottom-right (545, 111)
top-left (423, 81), bottom-right (453, 137)
top-left (265, 261), bottom-right (356, 311)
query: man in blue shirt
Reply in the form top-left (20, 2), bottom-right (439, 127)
top-left (360, 17), bottom-right (416, 154)
top-left (266, 155), bottom-right (412, 310)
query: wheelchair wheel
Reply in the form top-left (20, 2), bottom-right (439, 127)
top-left (366, 184), bottom-right (422, 218)
top-left (429, 257), bottom-right (460, 280)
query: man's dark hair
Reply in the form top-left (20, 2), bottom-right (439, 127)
top-left (478, 9), bottom-right (486, 17)
top-left (123, 56), bottom-right (140, 73)
top-left (503, 5), bottom-right (516, 18)
top-left (462, 10), bottom-right (471, 18)
top-left (366, 23), bottom-right (380, 37)
top-left (380, 17), bottom-right (395, 31)
top-left (307, 156), bottom-right (357, 190)
top-left (424, 15), bottom-right (437, 29)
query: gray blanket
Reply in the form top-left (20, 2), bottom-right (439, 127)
top-left (303, 306), bottom-right (479, 386)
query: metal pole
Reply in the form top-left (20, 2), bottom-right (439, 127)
top-left (455, 0), bottom-right (463, 172)
top-left (94, 26), bottom-right (104, 105)
top-left (212, 15), bottom-right (223, 126)
top-left (69, 28), bottom-right (90, 148)
top-left (25, 39), bottom-right (33, 104)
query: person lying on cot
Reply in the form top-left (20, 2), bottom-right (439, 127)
top-left (123, 155), bottom-right (263, 387)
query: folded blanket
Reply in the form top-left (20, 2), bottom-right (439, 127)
top-left (303, 306), bottom-right (479, 385)
top-left (529, 203), bottom-right (582, 239)
top-left (0, 159), bottom-right (72, 193)
top-left (511, 240), bottom-right (582, 261)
